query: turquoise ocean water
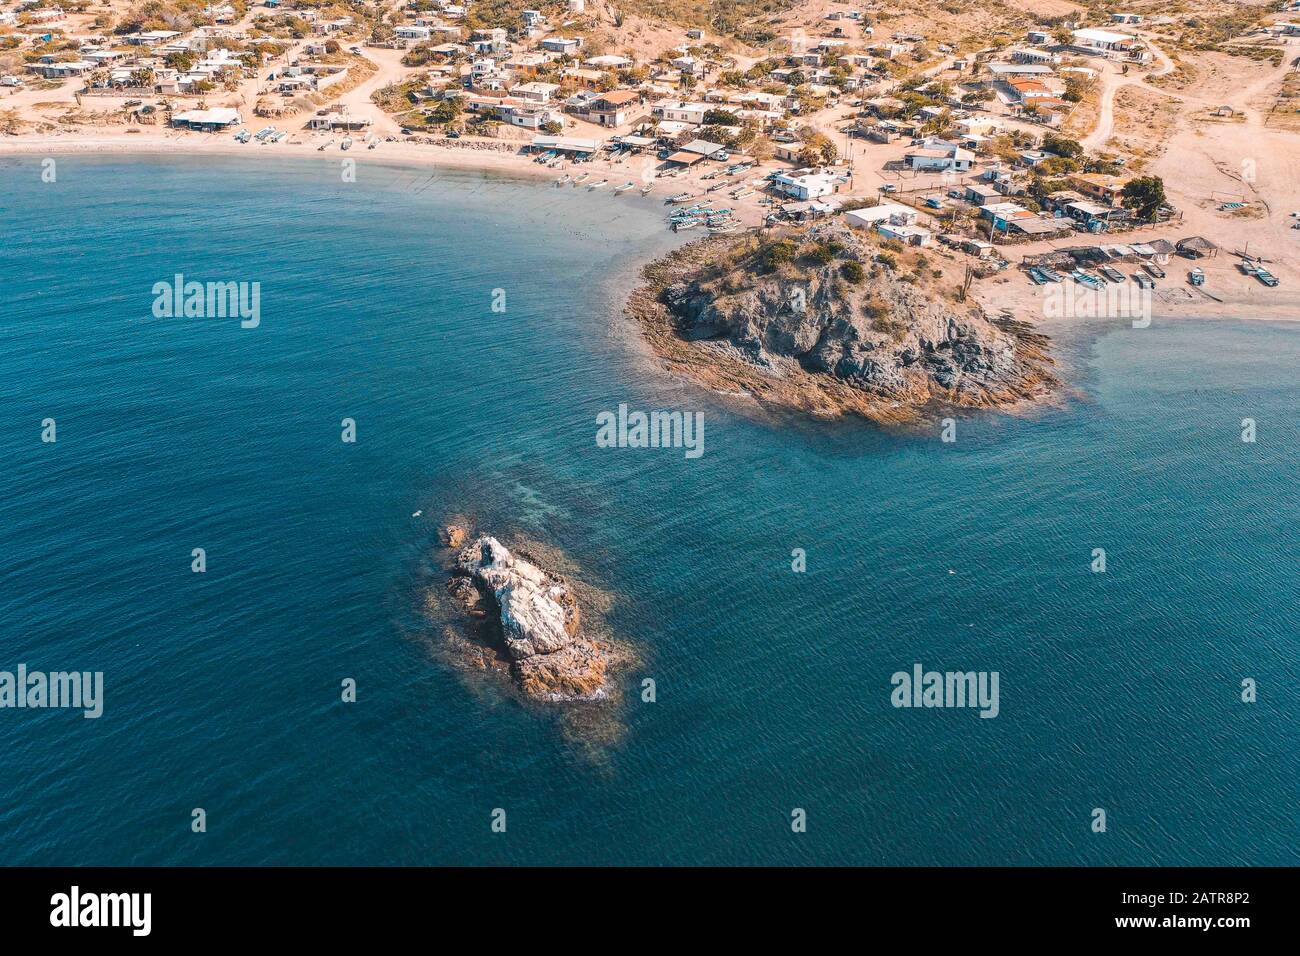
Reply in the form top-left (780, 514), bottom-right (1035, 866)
top-left (0, 155), bottom-right (1296, 865)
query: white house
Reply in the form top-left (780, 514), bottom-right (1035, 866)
top-left (772, 168), bottom-right (844, 200)
top-left (876, 222), bottom-right (931, 246)
top-left (843, 202), bottom-right (918, 227)
top-left (1071, 28), bottom-right (1140, 56)
top-left (510, 81), bottom-right (559, 104)
top-left (396, 26), bottom-right (432, 43)
top-left (585, 54), bottom-right (631, 70)
top-left (541, 37), bottom-right (582, 54)
top-left (172, 107), bottom-right (242, 130)
top-left (905, 139), bottom-right (973, 172)
top-left (653, 100), bottom-right (707, 124)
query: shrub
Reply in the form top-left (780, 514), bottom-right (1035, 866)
top-left (757, 239), bottom-right (797, 272)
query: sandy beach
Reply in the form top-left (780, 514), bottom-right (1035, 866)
top-left (1, 126), bottom-right (778, 225)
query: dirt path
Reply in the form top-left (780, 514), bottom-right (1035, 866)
top-left (334, 46), bottom-right (409, 137)
top-left (1083, 37), bottom-right (1176, 152)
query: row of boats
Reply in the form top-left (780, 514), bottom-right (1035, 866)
top-left (665, 198), bottom-right (741, 234)
top-left (234, 126), bottom-right (288, 144)
top-left (1026, 261), bottom-right (1168, 289)
top-left (234, 128), bottom-right (378, 152)
top-left (554, 172), bottom-right (653, 195)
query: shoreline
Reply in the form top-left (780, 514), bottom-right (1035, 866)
top-left (10, 130), bottom-right (1300, 330)
top-left (0, 131), bottom-right (573, 186)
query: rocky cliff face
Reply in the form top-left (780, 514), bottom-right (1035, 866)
top-left (447, 533), bottom-right (608, 702)
top-left (628, 225), bottom-right (1056, 422)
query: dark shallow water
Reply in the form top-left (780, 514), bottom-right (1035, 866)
top-left (0, 155), bottom-right (1297, 865)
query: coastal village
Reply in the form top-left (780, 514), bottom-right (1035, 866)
top-left (4, 0), bottom-right (1300, 319)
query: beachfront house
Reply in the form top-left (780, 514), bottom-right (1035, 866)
top-left (772, 168), bottom-right (845, 201)
top-left (497, 101), bottom-right (563, 129)
top-left (309, 112), bottom-right (372, 131)
top-left (529, 134), bottom-right (601, 159)
top-left (171, 107), bottom-right (243, 131)
top-left (572, 89), bottom-right (642, 127)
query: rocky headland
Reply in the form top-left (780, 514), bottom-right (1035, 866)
top-left (442, 527), bottom-right (611, 702)
top-left (626, 224), bottom-right (1059, 424)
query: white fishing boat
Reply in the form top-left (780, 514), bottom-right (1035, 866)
top-left (573, 173), bottom-right (590, 186)
top-left (588, 179), bottom-right (609, 190)
top-left (614, 181), bottom-right (635, 194)
top-left (640, 184), bottom-right (654, 196)
top-left (556, 174), bottom-right (571, 186)
top-left (340, 136), bottom-right (352, 151)
top-left (672, 218), bottom-right (699, 231)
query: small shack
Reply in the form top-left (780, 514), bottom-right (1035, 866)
top-left (1176, 236), bottom-right (1219, 259)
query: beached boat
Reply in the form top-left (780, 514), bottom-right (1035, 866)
top-left (614, 182), bottom-right (636, 193)
top-left (1098, 266), bottom-right (1125, 283)
top-left (672, 219), bottom-right (699, 231)
top-left (588, 180), bottom-right (608, 190)
top-left (556, 174), bottom-right (571, 186)
top-left (1143, 263), bottom-right (1166, 279)
top-left (1071, 270), bottom-right (1103, 290)
top-left (666, 193), bottom-right (693, 204)
top-left (1254, 267), bottom-right (1279, 287)
top-left (234, 129), bottom-right (250, 143)
top-left (573, 173), bottom-right (590, 186)
top-left (272, 131), bottom-right (288, 143)
top-left (640, 184), bottom-right (654, 196)
top-left (1039, 268), bottom-right (1065, 283)
top-left (340, 136), bottom-right (352, 150)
